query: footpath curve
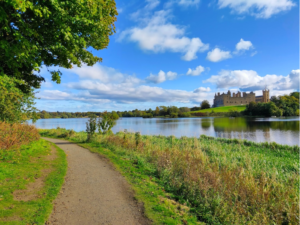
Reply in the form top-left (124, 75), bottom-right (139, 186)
top-left (43, 137), bottom-right (150, 225)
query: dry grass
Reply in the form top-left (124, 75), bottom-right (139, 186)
top-left (0, 122), bottom-right (40, 150)
top-left (104, 134), bottom-right (298, 224)
top-left (40, 128), bottom-right (299, 224)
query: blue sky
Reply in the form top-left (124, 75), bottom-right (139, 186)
top-left (36, 0), bottom-right (299, 112)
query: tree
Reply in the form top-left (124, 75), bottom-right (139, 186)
top-left (97, 112), bottom-right (117, 134)
top-left (0, 0), bottom-right (118, 93)
top-left (201, 100), bottom-right (210, 110)
top-left (111, 111), bottom-right (119, 120)
top-left (155, 107), bottom-right (160, 116)
top-left (86, 114), bottom-right (97, 141)
top-left (0, 75), bottom-right (38, 123)
top-left (159, 106), bottom-right (168, 116)
top-left (179, 107), bottom-right (190, 113)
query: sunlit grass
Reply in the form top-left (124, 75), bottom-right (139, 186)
top-left (0, 139), bottom-right (67, 224)
top-left (192, 105), bottom-right (247, 113)
top-left (40, 128), bottom-right (299, 224)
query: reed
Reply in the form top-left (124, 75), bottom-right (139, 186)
top-left (40, 128), bottom-right (299, 224)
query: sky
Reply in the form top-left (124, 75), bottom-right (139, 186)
top-left (36, 0), bottom-right (299, 112)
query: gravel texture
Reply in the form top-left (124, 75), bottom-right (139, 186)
top-left (43, 137), bottom-right (150, 225)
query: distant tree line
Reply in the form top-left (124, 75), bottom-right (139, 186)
top-left (38, 111), bottom-right (120, 119)
top-left (38, 106), bottom-right (196, 119)
top-left (244, 92), bottom-right (299, 117)
top-left (37, 92), bottom-right (299, 119)
top-left (120, 106), bottom-right (192, 118)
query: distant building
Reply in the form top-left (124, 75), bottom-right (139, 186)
top-left (213, 89), bottom-right (270, 107)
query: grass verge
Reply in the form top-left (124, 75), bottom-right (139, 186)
top-left (0, 139), bottom-right (67, 225)
top-left (192, 105), bottom-right (246, 113)
top-left (39, 128), bottom-right (299, 225)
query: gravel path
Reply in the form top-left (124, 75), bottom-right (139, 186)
top-left (43, 137), bottom-right (150, 225)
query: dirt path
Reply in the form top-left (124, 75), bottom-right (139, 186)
top-left (43, 137), bottom-right (150, 225)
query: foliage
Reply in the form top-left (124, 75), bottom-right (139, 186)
top-left (0, 139), bottom-right (67, 224)
top-left (200, 100), bottom-right (210, 109)
top-left (0, 0), bottom-right (118, 93)
top-left (190, 106), bottom-right (201, 111)
top-left (178, 112), bottom-right (191, 117)
top-left (0, 75), bottom-right (38, 123)
top-left (179, 107), bottom-right (190, 112)
top-left (97, 112), bottom-right (117, 134)
top-left (40, 129), bottom-right (299, 225)
top-left (228, 107), bottom-right (240, 117)
top-left (0, 122), bottom-right (39, 152)
top-left (245, 93), bottom-right (299, 117)
top-left (86, 114), bottom-right (97, 141)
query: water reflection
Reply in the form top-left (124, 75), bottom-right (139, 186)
top-left (28, 117), bottom-right (300, 146)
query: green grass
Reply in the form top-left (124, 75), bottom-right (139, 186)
top-left (39, 128), bottom-right (299, 224)
top-left (39, 129), bottom-right (202, 225)
top-left (0, 139), bottom-right (67, 225)
top-left (193, 105), bottom-right (246, 113)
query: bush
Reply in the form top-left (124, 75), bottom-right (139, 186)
top-left (178, 112), bottom-right (191, 117)
top-left (200, 100), bottom-right (210, 109)
top-left (0, 122), bottom-right (40, 150)
top-left (142, 113), bottom-right (153, 118)
top-left (97, 113), bottom-right (117, 134)
top-left (170, 112), bottom-right (178, 118)
top-left (190, 107), bottom-right (201, 111)
top-left (228, 108), bottom-right (240, 117)
top-left (86, 115), bottom-right (97, 141)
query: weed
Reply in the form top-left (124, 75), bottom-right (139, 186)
top-left (40, 129), bottom-right (299, 224)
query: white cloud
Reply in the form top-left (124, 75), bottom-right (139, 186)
top-left (218, 0), bottom-right (296, 18)
top-left (37, 64), bottom-right (215, 105)
top-left (37, 90), bottom-right (111, 104)
top-left (37, 90), bottom-right (71, 100)
top-left (70, 64), bottom-right (142, 85)
top-left (194, 87), bottom-right (211, 93)
top-left (204, 69), bottom-right (300, 92)
top-left (146, 70), bottom-right (177, 83)
top-left (119, 10), bottom-right (209, 61)
top-left (287, 69), bottom-right (300, 89)
top-left (235, 38), bottom-right (253, 51)
top-left (53, 82), bottom-right (213, 104)
top-left (206, 48), bottom-right (232, 62)
top-left (250, 51), bottom-right (257, 57)
top-left (165, 0), bottom-right (201, 8)
top-left (178, 0), bottom-right (200, 6)
top-left (130, 0), bottom-right (160, 20)
top-left (186, 65), bottom-right (205, 76)
top-left (41, 80), bottom-right (53, 88)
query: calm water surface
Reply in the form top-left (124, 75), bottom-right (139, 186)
top-left (29, 117), bottom-right (300, 146)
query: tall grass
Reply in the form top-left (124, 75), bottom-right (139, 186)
top-left (0, 122), bottom-right (40, 150)
top-left (40, 128), bottom-right (299, 224)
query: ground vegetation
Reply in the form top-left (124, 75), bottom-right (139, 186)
top-left (40, 128), bottom-right (299, 225)
top-left (0, 123), bottom-right (67, 224)
top-left (244, 92), bottom-right (299, 117)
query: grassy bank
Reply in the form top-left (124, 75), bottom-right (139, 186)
top-left (0, 123), bottom-right (67, 224)
top-left (192, 105), bottom-right (247, 113)
top-left (40, 128), bottom-right (299, 225)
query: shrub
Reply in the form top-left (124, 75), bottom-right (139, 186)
top-left (97, 113), bottom-right (117, 134)
top-left (228, 108), bottom-right (240, 117)
top-left (0, 122), bottom-right (39, 150)
top-left (86, 115), bottom-right (97, 141)
top-left (178, 112), bottom-right (191, 117)
top-left (200, 100), bottom-right (210, 109)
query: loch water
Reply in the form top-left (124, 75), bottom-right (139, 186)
top-left (29, 117), bottom-right (300, 146)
